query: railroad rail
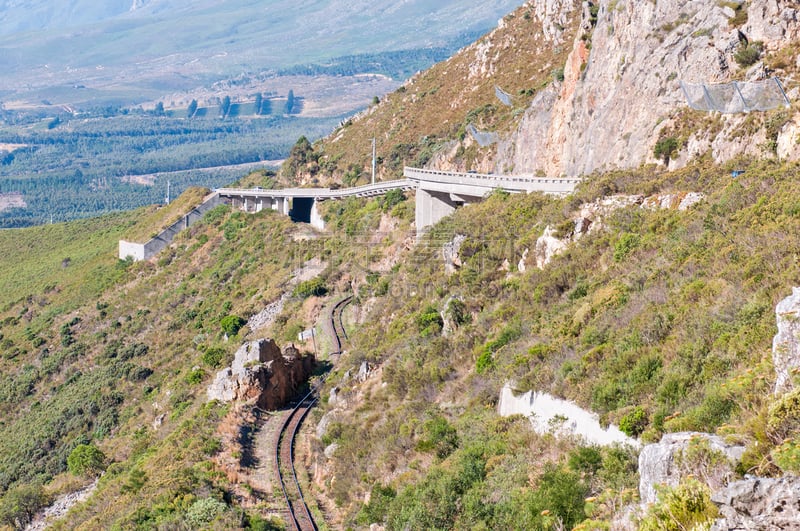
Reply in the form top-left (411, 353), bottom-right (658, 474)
top-left (275, 388), bottom-right (319, 531)
top-left (330, 295), bottom-right (352, 355)
top-left (274, 294), bottom-right (352, 530)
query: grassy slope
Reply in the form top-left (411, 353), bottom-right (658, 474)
top-left (316, 158), bottom-right (800, 528)
top-left (284, 3), bottom-right (580, 184)
top-left (0, 186), bottom-right (414, 529)
top-left (0, 153), bottom-right (797, 530)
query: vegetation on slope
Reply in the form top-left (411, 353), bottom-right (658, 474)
top-left (315, 157), bottom-right (800, 529)
top-left (281, 4), bottom-right (581, 184)
top-left (0, 184), bottom-right (415, 529)
top-left (1, 149), bottom-right (799, 530)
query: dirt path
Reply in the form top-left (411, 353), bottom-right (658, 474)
top-left (248, 409), bottom-right (288, 499)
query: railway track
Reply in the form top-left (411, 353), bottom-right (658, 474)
top-left (274, 294), bottom-right (352, 530)
top-left (275, 388), bottom-right (319, 531)
top-left (330, 295), bottom-right (352, 355)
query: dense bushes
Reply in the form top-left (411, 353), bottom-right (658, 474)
top-left (293, 277), bottom-right (328, 298)
top-left (321, 158), bottom-right (800, 528)
top-left (219, 315), bottom-right (246, 336)
top-left (67, 444), bottom-right (106, 477)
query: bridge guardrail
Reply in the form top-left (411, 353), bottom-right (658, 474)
top-left (403, 167), bottom-right (581, 190)
top-left (217, 179), bottom-right (415, 200)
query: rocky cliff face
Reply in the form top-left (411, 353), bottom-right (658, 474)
top-left (773, 287), bottom-right (800, 393)
top-left (638, 432), bottom-right (745, 505)
top-left (711, 476), bottom-right (800, 531)
top-left (207, 338), bottom-right (314, 410)
top-left (495, 0), bottom-right (800, 176)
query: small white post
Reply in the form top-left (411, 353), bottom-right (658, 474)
top-left (371, 137), bottom-right (376, 185)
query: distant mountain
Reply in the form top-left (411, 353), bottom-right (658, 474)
top-left (0, 0), bottom-right (523, 105)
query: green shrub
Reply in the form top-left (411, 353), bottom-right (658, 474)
top-left (356, 484), bottom-right (397, 526)
top-left (202, 346), bottom-right (227, 368)
top-left (185, 497), bottom-right (227, 527)
top-left (639, 479), bottom-right (718, 531)
top-left (771, 439), bottom-right (800, 473)
top-left (121, 468), bottom-right (148, 494)
top-left (415, 305), bottom-right (443, 336)
top-left (201, 437), bottom-right (223, 456)
top-left (293, 277), bottom-right (328, 298)
top-left (476, 350), bottom-right (494, 374)
top-left (219, 315), bottom-right (246, 336)
top-left (381, 189), bottom-right (406, 212)
top-left (0, 483), bottom-right (52, 529)
top-left (613, 232), bottom-right (640, 262)
top-left (653, 136), bottom-right (679, 164)
top-left (416, 416), bottom-right (459, 459)
top-left (67, 443), bottom-right (107, 477)
top-left (767, 388), bottom-right (800, 443)
top-left (185, 368), bottom-right (205, 385)
top-left (734, 42), bottom-right (763, 68)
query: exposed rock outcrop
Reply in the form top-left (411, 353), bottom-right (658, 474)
top-left (534, 226), bottom-right (569, 269)
top-left (497, 0), bottom-right (800, 176)
top-left (773, 287), bottom-right (800, 393)
top-left (498, 383), bottom-right (637, 447)
top-left (206, 339), bottom-right (314, 410)
top-left (710, 475), bottom-right (800, 531)
top-left (442, 234), bottom-right (466, 275)
top-left (638, 432), bottom-right (745, 505)
top-left (530, 191), bottom-right (705, 269)
top-left (26, 480), bottom-right (98, 531)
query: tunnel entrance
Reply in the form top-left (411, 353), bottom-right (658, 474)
top-left (289, 197), bottom-right (313, 223)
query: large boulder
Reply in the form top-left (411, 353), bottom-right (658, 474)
top-left (442, 234), bottom-right (466, 275)
top-left (710, 475), bottom-right (800, 531)
top-left (534, 226), bottom-right (569, 269)
top-left (638, 432), bottom-right (745, 505)
top-left (773, 287), bottom-right (800, 393)
top-left (207, 339), bottom-right (314, 410)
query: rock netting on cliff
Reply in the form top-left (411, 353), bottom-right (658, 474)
top-left (497, 0), bottom-right (800, 176)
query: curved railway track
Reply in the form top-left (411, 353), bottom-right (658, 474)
top-left (274, 294), bottom-right (353, 530)
top-left (330, 295), bottom-right (352, 355)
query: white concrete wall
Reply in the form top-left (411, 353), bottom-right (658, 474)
top-left (498, 383), bottom-right (639, 447)
top-left (119, 240), bottom-right (146, 261)
top-left (310, 199), bottom-right (325, 230)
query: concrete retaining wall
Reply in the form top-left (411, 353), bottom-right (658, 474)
top-left (119, 193), bottom-right (224, 261)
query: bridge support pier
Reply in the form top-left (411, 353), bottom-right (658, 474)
top-left (310, 199), bottom-right (325, 230)
top-left (271, 197), bottom-right (290, 215)
top-left (415, 189), bottom-right (461, 234)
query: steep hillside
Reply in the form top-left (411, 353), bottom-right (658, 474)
top-left (2, 1), bottom-right (800, 530)
top-left (312, 157), bottom-right (800, 529)
top-left (284, 0), bottom-right (582, 184)
top-left (289, 0), bottom-right (800, 183)
top-left (0, 184), bottom-right (415, 529)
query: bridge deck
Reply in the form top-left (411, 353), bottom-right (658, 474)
top-left (217, 179), bottom-right (415, 200)
top-left (218, 168), bottom-right (579, 201)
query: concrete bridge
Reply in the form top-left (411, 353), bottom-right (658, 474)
top-left (217, 167), bottom-right (579, 232)
top-left (120, 167), bottom-right (579, 260)
top-left (403, 168), bottom-right (579, 234)
top-left (217, 179), bottom-right (416, 230)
